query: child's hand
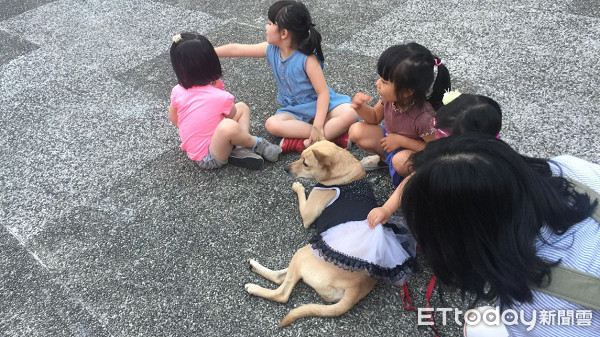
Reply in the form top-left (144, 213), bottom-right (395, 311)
top-left (308, 125), bottom-right (325, 146)
top-left (367, 207), bottom-right (391, 228)
top-left (380, 134), bottom-right (403, 152)
top-left (351, 92), bottom-right (373, 109)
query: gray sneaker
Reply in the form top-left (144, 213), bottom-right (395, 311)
top-left (228, 147), bottom-right (264, 170)
top-left (254, 139), bottom-right (282, 162)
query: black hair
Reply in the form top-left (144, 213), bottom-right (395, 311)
top-left (377, 43), bottom-right (451, 110)
top-left (435, 94), bottom-right (502, 136)
top-left (268, 1), bottom-right (324, 62)
top-left (170, 32), bottom-right (222, 89)
top-left (401, 134), bottom-right (597, 306)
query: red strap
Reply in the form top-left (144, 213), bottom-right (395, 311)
top-left (426, 275), bottom-right (437, 308)
top-left (399, 275), bottom-right (439, 337)
top-left (401, 283), bottom-right (415, 310)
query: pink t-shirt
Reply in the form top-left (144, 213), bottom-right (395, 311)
top-left (170, 83), bottom-right (234, 160)
top-left (382, 100), bottom-right (435, 139)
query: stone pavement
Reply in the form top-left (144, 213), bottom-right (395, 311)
top-left (1, 0), bottom-right (599, 336)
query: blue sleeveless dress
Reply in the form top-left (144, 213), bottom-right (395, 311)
top-left (266, 44), bottom-right (351, 122)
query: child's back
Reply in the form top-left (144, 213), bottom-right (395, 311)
top-left (171, 83), bottom-right (233, 160)
top-left (169, 32), bottom-right (281, 170)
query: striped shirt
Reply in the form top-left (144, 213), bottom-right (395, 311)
top-left (503, 155), bottom-right (600, 336)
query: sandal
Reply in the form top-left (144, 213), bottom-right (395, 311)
top-left (360, 155), bottom-right (387, 171)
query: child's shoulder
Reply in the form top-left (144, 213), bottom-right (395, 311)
top-left (171, 84), bottom-right (232, 99)
top-left (171, 83), bottom-right (184, 92)
top-left (266, 43), bottom-right (278, 55)
top-left (412, 101), bottom-right (435, 117)
top-left (420, 101), bottom-right (435, 113)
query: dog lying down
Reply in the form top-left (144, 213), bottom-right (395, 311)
top-left (244, 137), bottom-right (418, 326)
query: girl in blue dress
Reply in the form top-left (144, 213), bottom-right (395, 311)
top-left (215, 1), bottom-right (357, 153)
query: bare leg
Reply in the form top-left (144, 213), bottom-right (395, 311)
top-left (230, 102), bottom-right (251, 134)
top-left (348, 122), bottom-right (385, 158)
top-left (210, 119), bottom-right (256, 162)
top-left (265, 113), bottom-right (313, 139)
top-left (391, 149), bottom-right (414, 176)
top-left (323, 103), bottom-right (358, 139)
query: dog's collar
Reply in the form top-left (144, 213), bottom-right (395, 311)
top-left (316, 178), bottom-right (368, 189)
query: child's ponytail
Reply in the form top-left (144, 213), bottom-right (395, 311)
top-left (428, 57), bottom-right (451, 110)
top-left (268, 1), bottom-right (324, 63)
top-left (298, 24), bottom-right (324, 63)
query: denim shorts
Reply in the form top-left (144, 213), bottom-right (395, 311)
top-left (194, 149), bottom-right (226, 170)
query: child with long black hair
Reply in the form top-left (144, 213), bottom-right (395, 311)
top-left (169, 32), bottom-right (280, 170)
top-left (349, 43), bottom-right (451, 186)
top-left (401, 134), bottom-right (600, 336)
top-left (433, 92), bottom-right (502, 139)
top-left (215, 1), bottom-right (357, 153)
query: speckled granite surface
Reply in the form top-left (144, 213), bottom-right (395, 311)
top-left (1, 0), bottom-right (598, 336)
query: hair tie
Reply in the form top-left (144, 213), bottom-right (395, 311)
top-left (172, 34), bottom-right (182, 43)
top-left (442, 90), bottom-right (462, 105)
top-left (434, 58), bottom-right (442, 67)
top-left (425, 64), bottom-right (439, 99)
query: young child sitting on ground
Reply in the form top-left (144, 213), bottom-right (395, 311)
top-left (366, 92), bottom-right (503, 227)
top-left (169, 32), bottom-right (281, 170)
top-left (349, 43), bottom-right (451, 186)
top-left (215, 1), bottom-right (357, 153)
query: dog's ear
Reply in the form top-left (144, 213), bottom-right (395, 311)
top-left (311, 148), bottom-right (329, 165)
top-left (312, 127), bottom-right (326, 142)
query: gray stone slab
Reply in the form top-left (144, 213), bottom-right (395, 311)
top-left (1, 0), bottom-right (598, 336)
top-left (569, 0), bottom-right (600, 18)
top-left (0, 0), bottom-right (54, 21)
top-left (25, 145), bottom-right (436, 336)
top-left (0, 227), bottom-right (109, 337)
top-left (0, 30), bottom-right (38, 65)
top-left (0, 0), bottom-right (226, 241)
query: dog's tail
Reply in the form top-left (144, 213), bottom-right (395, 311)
top-left (278, 287), bottom-right (362, 327)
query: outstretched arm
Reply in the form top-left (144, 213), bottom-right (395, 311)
top-left (305, 55), bottom-right (329, 143)
top-left (215, 42), bottom-right (268, 58)
top-left (367, 173), bottom-right (413, 227)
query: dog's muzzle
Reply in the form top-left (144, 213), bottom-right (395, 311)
top-left (284, 166), bottom-right (296, 177)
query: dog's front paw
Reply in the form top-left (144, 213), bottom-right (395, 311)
top-left (247, 259), bottom-right (259, 272)
top-left (245, 283), bottom-right (260, 295)
top-left (292, 182), bottom-right (304, 193)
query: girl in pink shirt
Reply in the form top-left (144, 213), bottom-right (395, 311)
top-left (169, 32), bottom-right (281, 170)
